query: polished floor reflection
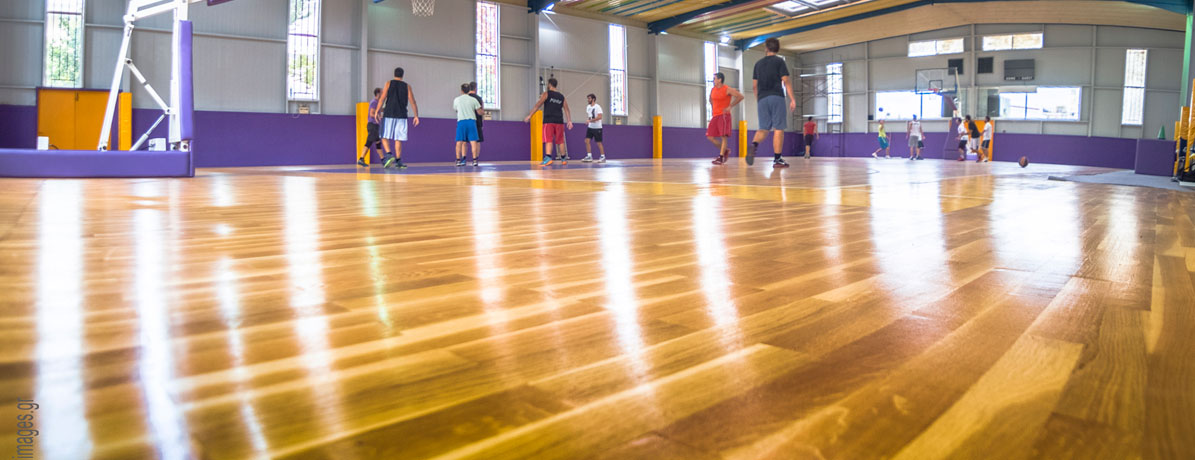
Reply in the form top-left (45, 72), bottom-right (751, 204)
top-left (1, 158), bottom-right (1192, 459)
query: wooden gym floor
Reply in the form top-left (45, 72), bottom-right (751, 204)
top-left (1, 158), bottom-right (1192, 459)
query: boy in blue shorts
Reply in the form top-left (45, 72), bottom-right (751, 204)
top-left (453, 83), bottom-right (483, 166)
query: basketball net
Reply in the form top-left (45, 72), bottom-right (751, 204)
top-left (412, 0), bottom-right (434, 16)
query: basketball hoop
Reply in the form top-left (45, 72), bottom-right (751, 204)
top-left (411, 0), bottom-right (434, 16)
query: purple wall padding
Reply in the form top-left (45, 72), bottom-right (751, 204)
top-left (0, 148), bottom-right (193, 177)
top-left (178, 20), bottom-right (194, 141)
top-left (559, 124), bottom-right (652, 159)
top-left (0, 105), bottom-right (37, 149)
top-left (1133, 139), bottom-right (1176, 177)
top-left (806, 132), bottom-right (1139, 168)
top-left (0, 103), bottom-right (1173, 171)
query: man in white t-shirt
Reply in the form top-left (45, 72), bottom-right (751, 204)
top-left (980, 116), bottom-right (994, 162)
top-left (956, 117), bottom-right (968, 161)
top-left (907, 115), bottom-right (924, 160)
top-left (583, 94), bottom-right (606, 163)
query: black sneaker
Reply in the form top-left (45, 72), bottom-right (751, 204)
top-left (357, 158), bottom-right (368, 167)
top-left (472, 159), bottom-right (479, 167)
top-left (746, 144), bottom-right (756, 165)
top-left (774, 158), bottom-right (790, 168)
top-left (397, 162), bottom-right (408, 169)
top-left (383, 155), bottom-right (397, 168)
top-left (456, 158), bottom-right (466, 167)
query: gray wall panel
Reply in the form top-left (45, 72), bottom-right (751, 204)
top-left (627, 77), bottom-right (649, 125)
top-left (193, 36), bottom-right (287, 112)
top-left (500, 64), bottom-right (529, 120)
top-left (370, 52), bottom-right (472, 119)
top-left (1, 1), bottom-right (44, 19)
top-left (321, 47), bottom-right (356, 115)
top-left (658, 34), bottom-right (702, 84)
top-left (1097, 26), bottom-right (1183, 48)
top-left (538, 13), bottom-right (606, 73)
top-left (659, 82), bottom-right (703, 128)
top-left (368, 0), bottom-right (472, 59)
top-left (322, 0), bottom-right (360, 47)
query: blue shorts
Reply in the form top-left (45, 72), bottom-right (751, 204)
top-left (455, 119), bottom-right (479, 142)
top-left (757, 95), bottom-right (788, 131)
top-left (878, 136), bottom-right (890, 148)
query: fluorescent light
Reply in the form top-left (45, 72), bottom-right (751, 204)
top-left (719, 35), bottom-right (731, 44)
top-left (769, 1), bottom-right (810, 14)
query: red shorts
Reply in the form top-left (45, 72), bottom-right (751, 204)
top-left (706, 113), bottom-right (732, 138)
top-left (543, 123), bottom-right (565, 144)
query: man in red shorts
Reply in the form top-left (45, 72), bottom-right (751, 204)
top-left (525, 78), bottom-right (573, 166)
top-left (708, 72), bottom-right (744, 165)
top-left (802, 116), bottom-right (818, 159)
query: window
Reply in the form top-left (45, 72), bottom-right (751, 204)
top-left (875, 91), bottom-right (946, 120)
top-left (286, 0), bottom-right (321, 101)
top-left (998, 87), bottom-right (1081, 120)
top-left (609, 24), bottom-right (628, 116)
top-left (1122, 49), bottom-right (1147, 125)
top-left (44, 0), bottom-right (85, 88)
top-left (475, 1), bottom-right (500, 109)
top-left (827, 63), bottom-right (842, 123)
top-left (982, 32), bottom-right (1043, 51)
top-left (704, 41), bottom-right (717, 118)
top-left (908, 38), bottom-right (963, 57)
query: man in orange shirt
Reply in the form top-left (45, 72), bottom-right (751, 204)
top-left (708, 72), bottom-right (744, 165)
top-left (802, 116), bottom-right (818, 159)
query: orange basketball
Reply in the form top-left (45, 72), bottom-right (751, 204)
top-left (1018, 156), bottom-right (1029, 168)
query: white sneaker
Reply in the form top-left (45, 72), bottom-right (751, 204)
top-left (597, 155), bottom-right (606, 163)
top-left (582, 154), bottom-right (593, 163)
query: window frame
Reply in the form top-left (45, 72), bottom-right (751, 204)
top-left (704, 41), bottom-right (717, 120)
top-left (286, 0), bottom-right (322, 102)
top-left (608, 24), bottom-right (629, 117)
top-left (1121, 49), bottom-right (1147, 126)
top-left (874, 90), bottom-right (948, 121)
top-left (827, 63), bottom-right (843, 124)
top-left (981, 32), bottom-right (1044, 51)
top-left (995, 86), bottom-right (1082, 121)
top-left (43, 0), bottom-right (87, 88)
top-left (475, 1), bottom-right (501, 110)
top-left (907, 38), bottom-right (964, 57)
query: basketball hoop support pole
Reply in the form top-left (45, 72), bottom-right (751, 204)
top-left (98, 0), bottom-right (196, 152)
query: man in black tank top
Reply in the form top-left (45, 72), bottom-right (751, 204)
top-left (372, 67), bottom-right (421, 169)
top-left (525, 78), bottom-right (573, 166)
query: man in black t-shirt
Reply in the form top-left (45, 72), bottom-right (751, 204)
top-left (525, 78), bottom-right (574, 166)
top-left (468, 82), bottom-right (484, 166)
top-left (748, 37), bottom-right (796, 168)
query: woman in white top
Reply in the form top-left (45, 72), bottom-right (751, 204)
top-left (980, 116), bottom-right (994, 162)
top-left (907, 115), bottom-right (924, 160)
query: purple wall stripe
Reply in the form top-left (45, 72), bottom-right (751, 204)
top-left (0, 104), bottom-right (1175, 175)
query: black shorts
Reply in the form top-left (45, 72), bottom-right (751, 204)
top-left (476, 120), bottom-right (484, 142)
top-left (982, 140), bottom-right (990, 149)
top-left (365, 122), bottom-right (381, 145)
top-left (957, 139), bottom-right (967, 149)
top-left (803, 134), bottom-right (815, 146)
top-left (586, 128), bottom-right (603, 142)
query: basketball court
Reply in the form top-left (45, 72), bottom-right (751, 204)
top-left (2, 0), bottom-right (1195, 459)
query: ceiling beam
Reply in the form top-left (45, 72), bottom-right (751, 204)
top-left (735, 0), bottom-right (1191, 50)
top-left (647, 0), bottom-right (761, 35)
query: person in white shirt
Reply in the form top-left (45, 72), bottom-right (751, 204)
top-left (956, 117), bottom-right (968, 161)
top-left (583, 94), bottom-right (605, 163)
top-left (980, 116), bottom-right (994, 163)
top-left (907, 115), bottom-right (924, 160)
